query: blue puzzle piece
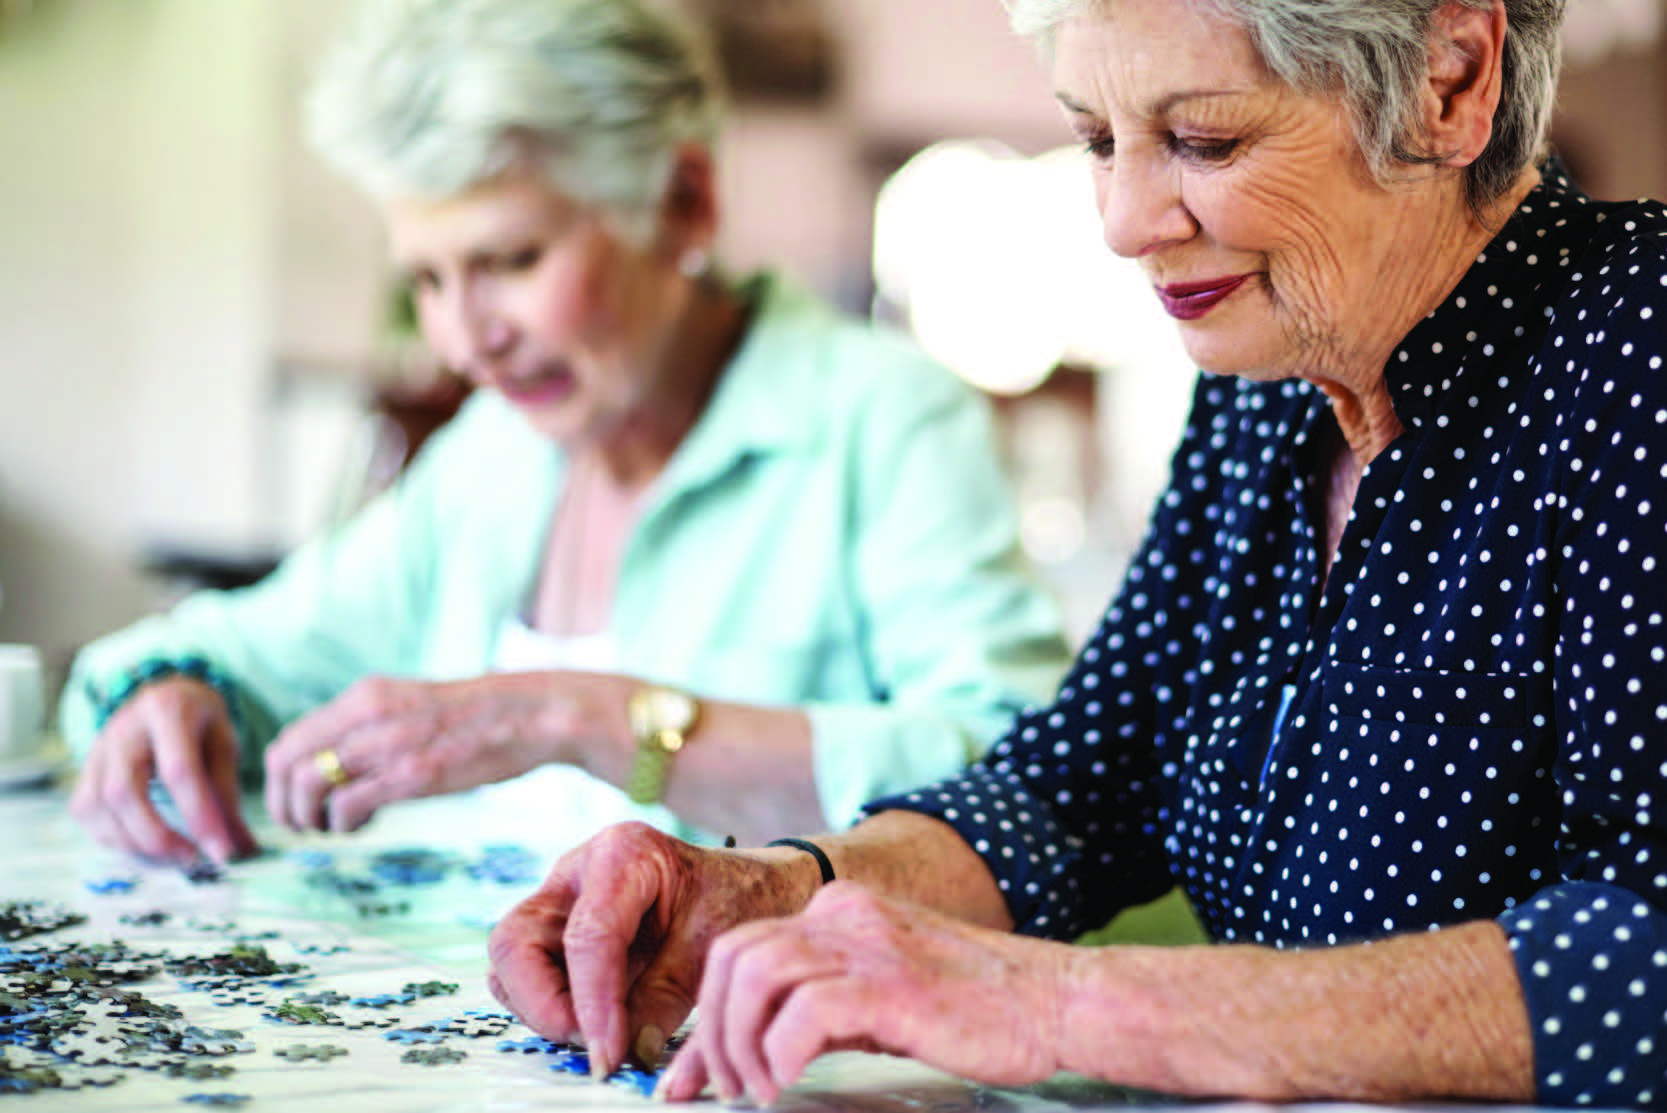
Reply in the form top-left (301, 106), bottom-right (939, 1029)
top-left (609, 1068), bottom-right (660, 1098)
top-left (384, 1028), bottom-right (445, 1045)
top-left (497, 1036), bottom-right (569, 1054)
top-left (181, 1095), bottom-right (252, 1107)
top-left (349, 993), bottom-right (414, 1008)
top-left (548, 1048), bottom-right (590, 1075)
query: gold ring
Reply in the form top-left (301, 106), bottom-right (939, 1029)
top-left (313, 748), bottom-right (350, 789)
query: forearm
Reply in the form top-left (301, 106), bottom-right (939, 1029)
top-left (1058, 919), bottom-right (1533, 1102)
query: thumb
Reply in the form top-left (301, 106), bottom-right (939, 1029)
top-left (624, 948), bottom-right (701, 1069)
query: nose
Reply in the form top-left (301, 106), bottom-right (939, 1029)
top-left (422, 280), bottom-right (515, 378)
top-left (1095, 155), bottom-right (1197, 260)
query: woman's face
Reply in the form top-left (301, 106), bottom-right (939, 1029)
top-left (384, 172), bottom-right (681, 445)
top-left (1054, 0), bottom-right (1454, 384)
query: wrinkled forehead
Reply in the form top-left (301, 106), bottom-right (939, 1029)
top-left (1048, 0), bottom-right (1271, 118)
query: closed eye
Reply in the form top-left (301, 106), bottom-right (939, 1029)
top-left (1082, 133), bottom-right (1116, 160)
top-left (1168, 135), bottom-right (1239, 163)
top-left (497, 247), bottom-right (543, 273)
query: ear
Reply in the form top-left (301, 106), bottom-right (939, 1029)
top-left (1420, 0), bottom-right (1508, 168)
top-left (655, 142), bottom-right (721, 264)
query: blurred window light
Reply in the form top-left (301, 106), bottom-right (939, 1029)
top-left (873, 139), bottom-right (1191, 395)
top-left (1020, 495), bottom-right (1087, 566)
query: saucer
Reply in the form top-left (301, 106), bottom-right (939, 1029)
top-left (0, 740), bottom-right (68, 791)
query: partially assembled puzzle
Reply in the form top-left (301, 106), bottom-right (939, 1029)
top-left (0, 842), bottom-right (680, 1104)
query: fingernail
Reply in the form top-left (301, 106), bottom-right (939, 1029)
top-left (635, 1024), bottom-right (664, 1067)
top-left (589, 1047), bottom-right (609, 1082)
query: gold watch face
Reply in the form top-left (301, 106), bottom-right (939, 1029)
top-left (628, 686), bottom-right (698, 752)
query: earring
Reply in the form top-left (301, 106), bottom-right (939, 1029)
top-left (678, 247), bottom-right (710, 279)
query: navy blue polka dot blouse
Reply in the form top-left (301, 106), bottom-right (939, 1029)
top-left (868, 162), bottom-right (1667, 1107)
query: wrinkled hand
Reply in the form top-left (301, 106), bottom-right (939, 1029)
top-left (661, 883), bottom-right (1066, 1106)
top-left (486, 822), bottom-right (804, 1081)
top-left (264, 672), bottom-right (609, 833)
top-left (69, 676), bottom-right (259, 865)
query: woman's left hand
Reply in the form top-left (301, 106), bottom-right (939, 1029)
top-left (263, 672), bottom-right (622, 832)
top-left (658, 881), bottom-right (1067, 1106)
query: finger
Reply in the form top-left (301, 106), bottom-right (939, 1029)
top-left (286, 753), bottom-right (333, 834)
top-left (721, 929), bottom-right (845, 1105)
top-left (202, 715), bottom-right (259, 860)
top-left (279, 738), bottom-right (364, 834)
top-left (655, 1037), bottom-right (711, 1103)
top-left (265, 719), bottom-right (329, 832)
top-left (693, 925), bottom-right (753, 1103)
top-left (320, 718), bottom-right (446, 833)
top-left (323, 772), bottom-right (392, 834)
top-left (487, 885), bottom-right (584, 1042)
top-left (95, 720), bottom-right (199, 864)
top-left (264, 690), bottom-right (381, 829)
top-left (149, 704), bottom-right (238, 863)
top-left (564, 842), bottom-right (671, 1080)
top-left (69, 746), bottom-right (143, 857)
top-left (757, 978), bottom-right (877, 1105)
top-left (623, 918), bottom-right (710, 1071)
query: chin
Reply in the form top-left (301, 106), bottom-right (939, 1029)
top-left (513, 403), bottom-right (584, 445)
top-left (1180, 329), bottom-right (1293, 384)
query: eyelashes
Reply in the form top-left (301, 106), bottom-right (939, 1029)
top-left (1079, 133), bottom-right (1241, 165)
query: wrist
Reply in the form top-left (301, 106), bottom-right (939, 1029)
top-left (95, 655), bottom-right (243, 740)
top-left (543, 672), bottom-right (633, 776)
top-left (756, 840), bottom-right (834, 911)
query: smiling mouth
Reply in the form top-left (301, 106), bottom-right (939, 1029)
top-left (1155, 275), bottom-right (1254, 321)
top-left (499, 365), bottom-right (576, 406)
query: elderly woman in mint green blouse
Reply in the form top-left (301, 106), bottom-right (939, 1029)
top-left (61, 0), bottom-right (1068, 865)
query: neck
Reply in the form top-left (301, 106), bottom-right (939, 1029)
top-left (587, 276), bottom-right (748, 490)
top-left (1315, 164), bottom-right (1542, 469)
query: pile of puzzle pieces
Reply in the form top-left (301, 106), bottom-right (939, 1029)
top-left (1, 847), bottom-right (683, 1102)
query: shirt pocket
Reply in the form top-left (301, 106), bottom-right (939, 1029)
top-left (1304, 662), bottom-right (1548, 926)
top-left (1322, 662), bottom-right (1529, 732)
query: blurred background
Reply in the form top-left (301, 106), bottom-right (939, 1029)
top-left (2, 0), bottom-right (1665, 697)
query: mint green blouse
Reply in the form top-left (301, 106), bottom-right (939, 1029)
top-left (60, 275), bottom-right (1070, 839)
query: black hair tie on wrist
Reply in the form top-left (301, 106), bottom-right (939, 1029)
top-left (766, 837), bottom-right (835, 885)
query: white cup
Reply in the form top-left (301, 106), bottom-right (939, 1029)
top-left (0, 644), bottom-right (45, 764)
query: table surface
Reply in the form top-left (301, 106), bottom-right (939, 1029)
top-left (0, 773), bottom-right (1577, 1113)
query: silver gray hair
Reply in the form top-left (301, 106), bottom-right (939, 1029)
top-left (1005, 0), bottom-right (1565, 213)
top-left (306, 0), bottom-right (726, 221)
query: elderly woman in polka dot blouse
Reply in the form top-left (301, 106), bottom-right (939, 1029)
top-left (486, 0), bottom-right (1667, 1106)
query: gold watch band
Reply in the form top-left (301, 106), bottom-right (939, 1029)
top-left (624, 685), bottom-right (698, 805)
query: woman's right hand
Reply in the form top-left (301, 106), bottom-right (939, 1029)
top-left (486, 822), bottom-right (812, 1081)
top-left (69, 675), bottom-right (259, 865)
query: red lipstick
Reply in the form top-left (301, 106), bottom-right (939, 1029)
top-left (1156, 274), bottom-right (1253, 320)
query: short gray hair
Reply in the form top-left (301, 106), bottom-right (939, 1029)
top-left (306, 0), bottom-right (726, 219)
top-left (1005, 0), bottom-right (1565, 213)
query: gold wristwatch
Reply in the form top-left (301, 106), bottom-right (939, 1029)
top-left (624, 684), bottom-right (700, 805)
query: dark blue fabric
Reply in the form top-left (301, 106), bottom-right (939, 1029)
top-left (867, 162), bottom-right (1667, 1107)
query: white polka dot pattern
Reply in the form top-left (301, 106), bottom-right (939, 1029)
top-left (866, 163), bottom-right (1667, 1106)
